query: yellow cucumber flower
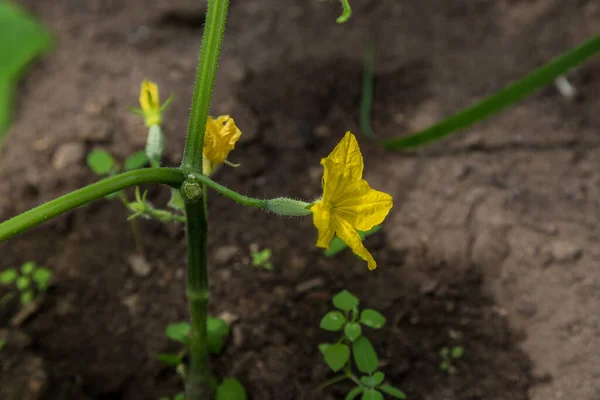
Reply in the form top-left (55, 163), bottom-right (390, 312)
top-left (139, 80), bottom-right (162, 127)
top-left (310, 132), bottom-right (392, 270)
top-left (203, 115), bottom-right (242, 175)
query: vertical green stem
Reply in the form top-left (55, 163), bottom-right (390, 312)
top-left (181, 0), bottom-right (230, 171)
top-left (185, 198), bottom-right (211, 400)
top-left (181, 1), bottom-right (230, 397)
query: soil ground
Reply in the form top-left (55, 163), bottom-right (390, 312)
top-left (1, 0), bottom-right (600, 399)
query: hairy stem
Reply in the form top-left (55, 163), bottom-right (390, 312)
top-left (181, 0), bottom-right (230, 171)
top-left (187, 171), bottom-right (267, 209)
top-left (185, 197), bottom-right (212, 400)
top-left (0, 168), bottom-right (184, 242)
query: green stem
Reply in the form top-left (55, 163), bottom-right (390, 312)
top-left (315, 374), bottom-right (350, 392)
top-left (187, 172), bottom-right (267, 209)
top-left (185, 195), bottom-right (212, 400)
top-left (181, 0), bottom-right (230, 171)
top-left (0, 168), bottom-right (184, 242)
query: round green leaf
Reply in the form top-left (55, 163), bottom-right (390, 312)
top-left (320, 310), bottom-right (347, 331)
top-left (165, 322), bottom-right (191, 344)
top-left (87, 149), bottom-right (115, 175)
top-left (173, 393), bottom-right (186, 400)
top-left (324, 343), bottom-right (350, 372)
top-left (451, 346), bottom-right (465, 359)
top-left (20, 290), bottom-right (34, 305)
top-left (361, 389), bottom-right (384, 400)
top-left (32, 267), bottom-right (52, 290)
top-left (345, 386), bottom-right (364, 400)
top-left (16, 276), bottom-right (30, 291)
top-left (353, 337), bottom-right (379, 374)
top-left (333, 290), bottom-right (359, 311)
top-left (379, 385), bottom-right (407, 399)
top-left (207, 317), bottom-right (230, 354)
top-left (125, 151), bottom-right (149, 171)
top-left (360, 309), bottom-right (386, 329)
top-left (0, 269), bottom-right (17, 285)
top-left (216, 377), bottom-right (247, 400)
top-left (21, 262), bottom-right (35, 275)
top-left (344, 322), bottom-right (362, 342)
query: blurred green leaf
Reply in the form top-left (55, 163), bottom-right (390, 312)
top-left (124, 151), bottom-right (148, 171)
top-left (216, 377), bottom-right (247, 400)
top-left (344, 322), bottom-right (362, 342)
top-left (378, 385), bottom-right (407, 399)
top-left (360, 309), bottom-right (386, 329)
top-left (0, 2), bottom-right (52, 140)
top-left (451, 346), bottom-right (465, 359)
top-left (20, 289), bottom-right (34, 305)
top-left (380, 34), bottom-right (600, 149)
top-left (333, 290), bottom-right (359, 311)
top-left (324, 343), bottom-right (350, 372)
top-left (0, 268), bottom-right (17, 285)
top-left (0, 339), bottom-right (6, 351)
top-left (318, 343), bottom-right (331, 354)
top-left (32, 267), bottom-right (52, 291)
top-left (325, 225), bottom-right (381, 257)
top-left (87, 150), bottom-right (115, 175)
top-left (168, 189), bottom-right (185, 212)
top-left (360, 371), bottom-right (384, 387)
top-left (353, 337), bottom-right (378, 374)
top-left (173, 394), bottom-right (186, 400)
top-left (16, 276), bottom-right (30, 291)
top-left (157, 353), bottom-right (182, 367)
top-left (320, 310), bottom-right (346, 331)
top-left (21, 261), bottom-right (34, 275)
top-left (207, 316), bottom-right (230, 354)
top-left (345, 386), bottom-right (364, 400)
top-left (165, 322), bottom-right (191, 345)
top-left (361, 389), bottom-right (383, 400)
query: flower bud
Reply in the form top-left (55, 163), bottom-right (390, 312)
top-left (266, 198), bottom-right (312, 217)
top-left (146, 124), bottom-right (164, 168)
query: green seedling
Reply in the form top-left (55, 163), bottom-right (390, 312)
top-left (439, 346), bottom-right (465, 375)
top-left (250, 248), bottom-right (273, 271)
top-left (0, 261), bottom-right (52, 306)
top-left (317, 290), bottom-right (406, 399)
top-left (158, 319), bottom-right (246, 399)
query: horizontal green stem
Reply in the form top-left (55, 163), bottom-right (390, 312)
top-left (0, 168), bottom-right (184, 242)
top-left (187, 172), bottom-right (267, 209)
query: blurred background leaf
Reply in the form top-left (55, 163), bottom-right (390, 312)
top-left (0, 1), bottom-right (52, 141)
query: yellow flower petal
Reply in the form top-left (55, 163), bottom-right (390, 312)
top-left (333, 216), bottom-right (377, 270)
top-left (332, 180), bottom-right (393, 231)
top-left (139, 80), bottom-right (160, 112)
top-left (139, 80), bottom-right (162, 127)
top-left (321, 132), bottom-right (363, 204)
top-left (203, 115), bottom-right (242, 170)
top-left (311, 200), bottom-right (335, 248)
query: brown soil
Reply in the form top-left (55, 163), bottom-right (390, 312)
top-left (1, 0), bottom-right (600, 399)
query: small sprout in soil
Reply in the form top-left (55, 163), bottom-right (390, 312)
top-left (159, 318), bottom-right (246, 399)
top-left (0, 338), bottom-right (6, 351)
top-left (317, 290), bottom-right (405, 399)
top-left (0, 261), bottom-right (52, 307)
top-left (250, 247), bottom-right (274, 271)
top-left (439, 345), bottom-right (465, 375)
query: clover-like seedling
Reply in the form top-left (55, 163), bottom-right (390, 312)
top-left (0, 261), bottom-right (52, 306)
top-left (439, 346), bottom-right (465, 375)
top-left (158, 318), bottom-right (247, 400)
top-left (251, 248), bottom-right (273, 271)
top-left (317, 290), bottom-right (406, 399)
